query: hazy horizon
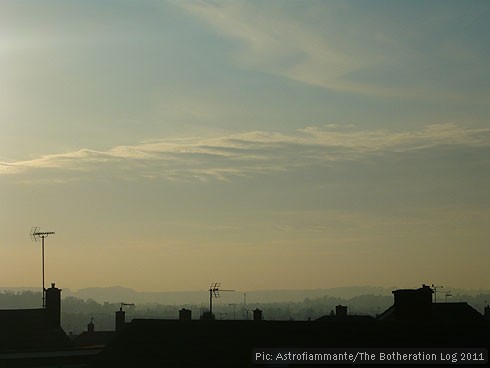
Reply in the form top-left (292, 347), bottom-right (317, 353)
top-left (1, 1), bottom-right (489, 292)
top-left (3, 284), bottom-right (490, 308)
top-left (2, 283), bottom-right (490, 298)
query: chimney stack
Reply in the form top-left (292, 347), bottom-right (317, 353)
top-left (392, 284), bottom-right (433, 321)
top-left (336, 305), bottom-right (348, 318)
top-left (88, 318), bottom-right (95, 333)
top-left (45, 283), bottom-right (61, 328)
top-left (115, 308), bottom-right (126, 332)
top-left (179, 308), bottom-right (192, 320)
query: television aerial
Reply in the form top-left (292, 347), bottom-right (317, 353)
top-left (431, 284), bottom-right (443, 303)
top-left (209, 282), bottom-right (234, 317)
top-left (30, 227), bottom-right (55, 308)
top-left (119, 302), bottom-right (135, 311)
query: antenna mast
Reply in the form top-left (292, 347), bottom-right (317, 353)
top-left (431, 284), bottom-right (443, 303)
top-left (30, 227), bottom-right (55, 308)
top-left (229, 303), bottom-right (238, 320)
top-left (209, 282), bottom-right (234, 317)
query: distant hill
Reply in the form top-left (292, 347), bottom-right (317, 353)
top-left (64, 286), bottom-right (207, 305)
top-left (61, 286), bottom-right (395, 305)
top-left (0, 287), bottom-right (40, 292)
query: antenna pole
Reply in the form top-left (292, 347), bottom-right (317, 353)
top-left (431, 284), bottom-right (443, 303)
top-left (229, 303), bottom-right (237, 320)
top-left (243, 292), bottom-right (246, 319)
top-left (30, 227), bottom-right (55, 308)
top-left (42, 235), bottom-right (45, 308)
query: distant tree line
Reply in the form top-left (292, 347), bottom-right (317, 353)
top-left (0, 290), bottom-right (41, 308)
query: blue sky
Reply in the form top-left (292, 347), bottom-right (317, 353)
top-left (1, 1), bottom-right (489, 292)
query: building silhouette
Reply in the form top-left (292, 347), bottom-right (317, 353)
top-left (72, 318), bottom-right (117, 349)
top-left (378, 284), bottom-right (485, 322)
top-left (89, 285), bottom-right (489, 367)
top-left (0, 283), bottom-right (101, 367)
top-left (1, 283), bottom-right (488, 367)
top-left (0, 284), bottom-right (70, 351)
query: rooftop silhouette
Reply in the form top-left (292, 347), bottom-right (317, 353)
top-left (1, 283), bottom-right (488, 367)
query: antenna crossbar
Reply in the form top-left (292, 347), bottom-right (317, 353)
top-left (119, 302), bottom-right (135, 311)
top-left (208, 282), bottom-right (235, 317)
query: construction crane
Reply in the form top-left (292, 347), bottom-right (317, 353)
top-left (209, 282), bottom-right (234, 317)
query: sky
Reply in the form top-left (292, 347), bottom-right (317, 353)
top-left (1, 0), bottom-right (489, 293)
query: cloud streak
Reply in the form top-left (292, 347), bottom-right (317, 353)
top-left (1, 123), bottom-right (489, 182)
top-left (176, 1), bottom-right (369, 94)
top-left (174, 1), bottom-right (490, 102)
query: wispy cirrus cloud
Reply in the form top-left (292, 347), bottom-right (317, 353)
top-left (176, 1), bottom-right (368, 94)
top-left (1, 123), bottom-right (489, 182)
top-left (174, 1), bottom-right (490, 102)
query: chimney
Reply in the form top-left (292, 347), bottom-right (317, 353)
top-left (88, 318), bottom-right (95, 333)
top-left (45, 283), bottom-right (61, 328)
top-left (392, 284), bottom-right (433, 321)
top-left (115, 308), bottom-right (126, 332)
top-left (253, 308), bottom-right (263, 321)
top-left (336, 305), bottom-right (348, 318)
top-left (179, 308), bottom-right (192, 321)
